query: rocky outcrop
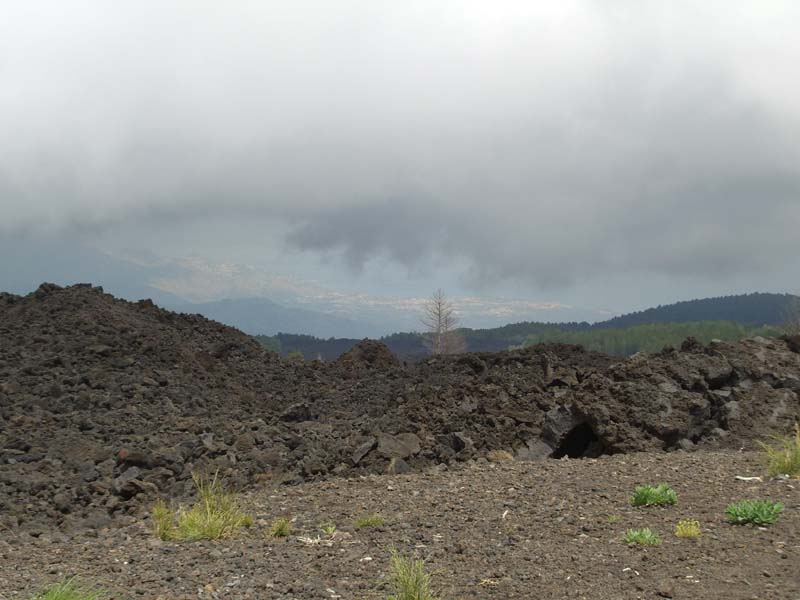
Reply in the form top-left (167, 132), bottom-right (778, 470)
top-left (1, 283), bottom-right (798, 531)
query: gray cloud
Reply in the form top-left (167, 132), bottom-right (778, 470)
top-left (1, 1), bottom-right (799, 299)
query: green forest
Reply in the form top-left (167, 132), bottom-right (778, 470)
top-left (255, 292), bottom-right (797, 361)
top-left (521, 321), bottom-right (779, 356)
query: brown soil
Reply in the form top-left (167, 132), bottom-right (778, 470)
top-left (1, 451), bottom-right (797, 599)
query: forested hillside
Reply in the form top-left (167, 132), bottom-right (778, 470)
top-left (255, 292), bottom-right (798, 360)
top-left (522, 321), bottom-right (777, 356)
top-left (597, 292), bottom-right (798, 329)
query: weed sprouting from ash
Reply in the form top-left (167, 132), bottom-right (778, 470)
top-left (631, 484), bottom-right (677, 507)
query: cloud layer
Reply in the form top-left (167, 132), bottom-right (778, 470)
top-left (2, 1), bottom-right (799, 294)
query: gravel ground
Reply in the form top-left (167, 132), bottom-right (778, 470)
top-left (1, 450), bottom-right (798, 599)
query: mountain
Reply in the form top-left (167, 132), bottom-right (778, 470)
top-left (258, 292), bottom-right (800, 360)
top-left (0, 234), bottom-right (187, 307)
top-left (170, 297), bottom-right (381, 338)
top-left (595, 293), bottom-right (799, 329)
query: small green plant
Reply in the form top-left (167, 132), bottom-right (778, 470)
top-left (320, 522), bottom-right (337, 535)
top-left (725, 499), bottom-right (784, 525)
top-left (631, 484), bottom-right (677, 507)
top-left (759, 423), bottom-right (800, 478)
top-left (622, 528), bottom-right (661, 546)
top-left (674, 519), bottom-right (701, 539)
top-left (606, 515), bottom-right (621, 524)
top-left (386, 552), bottom-right (438, 600)
top-left (29, 578), bottom-right (107, 600)
top-left (151, 471), bottom-right (253, 541)
top-left (354, 513), bottom-right (385, 529)
top-left (269, 517), bottom-right (292, 538)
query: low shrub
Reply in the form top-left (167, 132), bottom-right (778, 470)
top-left (622, 528), bottom-right (660, 546)
top-left (725, 499), bottom-right (784, 525)
top-left (631, 484), bottom-right (677, 507)
top-left (151, 471), bottom-right (253, 541)
top-left (674, 519), bottom-right (701, 539)
top-left (29, 578), bottom-right (107, 600)
top-left (759, 423), bottom-right (800, 478)
top-left (386, 552), bottom-right (438, 600)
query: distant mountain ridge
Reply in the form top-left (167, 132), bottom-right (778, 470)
top-left (257, 292), bottom-right (800, 360)
top-left (595, 292), bottom-right (799, 329)
top-left (170, 297), bottom-right (381, 339)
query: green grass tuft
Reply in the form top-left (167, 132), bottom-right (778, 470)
top-left (759, 423), bottom-right (800, 478)
top-left (386, 552), bottom-right (438, 600)
top-left (320, 522), bottom-right (337, 536)
top-left (269, 517), bottom-right (292, 538)
top-left (622, 528), bottom-right (661, 546)
top-left (725, 499), bottom-right (784, 526)
top-left (151, 471), bottom-right (253, 541)
top-left (29, 578), bottom-right (107, 600)
top-left (354, 513), bottom-right (385, 529)
top-left (631, 484), bottom-right (677, 507)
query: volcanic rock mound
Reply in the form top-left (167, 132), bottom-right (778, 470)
top-left (1, 284), bottom-right (798, 531)
top-left (336, 339), bottom-right (400, 370)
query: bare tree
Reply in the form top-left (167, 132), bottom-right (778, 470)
top-left (421, 289), bottom-right (467, 355)
top-left (781, 295), bottom-right (800, 336)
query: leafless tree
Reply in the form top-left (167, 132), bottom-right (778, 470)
top-left (782, 295), bottom-right (800, 336)
top-left (421, 289), bottom-right (467, 355)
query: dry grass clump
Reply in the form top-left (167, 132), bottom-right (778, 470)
top-left (674, 519), bottom-right (701, 539)
top-left (759, 423), bottom-right (800, 478)
top-left (386, 552), bottom-right (438, 600)
top-left (152, 471), bottom-right (253, 541)
top-left (354, 513), bottom-right (385, 529)
top-left (29, 578), bottom-right (107, 600)
top-left (269, 517), bottom-right (292, 538)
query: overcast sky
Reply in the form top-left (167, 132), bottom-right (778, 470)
top-left (2, 2), bottom-right (799, 325)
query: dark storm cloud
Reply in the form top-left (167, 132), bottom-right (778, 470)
top-left (2, 2), bottom-right (799, 292)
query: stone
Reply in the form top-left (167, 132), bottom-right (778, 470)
top-left (486, 450), bottom-right (514, 462)
top-left (351, 438), bottom-right (377, 465)
top-left (387, 457), bottom-right (410, 475)
top-left (199, 433), bottom-right (215, 450)
top-left (53, 491), bottom-right (73, 514)
top-left (279, 403), bottom-right (312, 422)
top-left (451, 432), bottom-right (474, 454)
top-left (377, 433), bottom-right (421, 459)
top-left (234, 433), bottom-right (256, 451)
top-left (656, 580), bottom-right (675, 598)
top-left (515, 439), bottom-right (553, 460)
top-left (722, 401), bottom-right (741, 428)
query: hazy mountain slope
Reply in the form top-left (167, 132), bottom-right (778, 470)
top-left (171, 297), bottom-right (381, 338)
top-left (596, 292), bottom-right (799, 329)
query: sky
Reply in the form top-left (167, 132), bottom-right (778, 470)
top-left (2, 1), bottom-right (799, 332)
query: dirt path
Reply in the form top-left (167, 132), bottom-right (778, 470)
top-left (1, 451), bottom-right (797, 599)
